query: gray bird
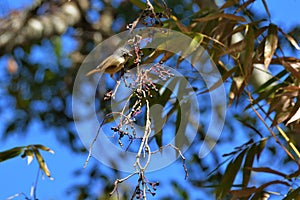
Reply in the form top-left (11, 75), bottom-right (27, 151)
top-left (86, 46), bottom-right (133, 78)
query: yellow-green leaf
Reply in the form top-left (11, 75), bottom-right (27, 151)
top-left (33, 148), bottom-right (52, 178)
top-left (34, 144), bottom-right (55, 154)
top-left (22, 149), bottom-right (35, 165)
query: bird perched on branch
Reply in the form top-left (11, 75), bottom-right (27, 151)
top-left (86, 46), bottom-right (133, 78)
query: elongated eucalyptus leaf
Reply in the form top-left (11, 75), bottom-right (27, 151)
top-left (33, 148), bottom-right (52, 178)
top-left (264, 24), bottom-right (278, 68)
top-left (0, 147), bottom-right (24, 162)
top-left (242, 144), bottom-right (257, 187)
top-left (216, 149), bottom-right (247, 199)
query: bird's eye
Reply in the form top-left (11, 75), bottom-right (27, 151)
top-left (122, 51), bottom-right (129, 57)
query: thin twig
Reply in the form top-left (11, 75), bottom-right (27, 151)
top-left (276, 125), bottom-right (300, 159)
top-left (84, 113), bottom-right (114, 168)
top-left (110, 171), bottom-right (139, 196)
top-left (152, 144), bottom-right (188, 179)
top-left (32, 167), bottom-right (40, 199)
top-left (246, 91), bottom-right (296, 161)
top-left (111, 80), bottom-right (121, 99)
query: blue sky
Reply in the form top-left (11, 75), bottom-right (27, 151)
top-left (1, 0), bottom-right (300, 199)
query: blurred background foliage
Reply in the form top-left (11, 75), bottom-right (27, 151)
top-left (1, 0), bottom-right (300, 199)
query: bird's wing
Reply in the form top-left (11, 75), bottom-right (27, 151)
top-left (86, 55), bottom-right (117, 76)
top-left (98, 55), bottom-right (124, 71)
top-left (85, 68), bottom-right (102, 76)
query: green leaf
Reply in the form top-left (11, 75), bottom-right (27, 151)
top-left (175, 79), bottom-right (190, 151)
top-left (129, 0), bottom-right (147, 9)
top-left (0, 147), bottom-right (24, 162)
top-left (256, 138), bottom-right (267, 161)
top-left (242, 144), bottom-right (257, 188)
top-left (216, 149), bottom-right (247, 199)
top-left (51, 36), bottom-right (62, 57)
top-left (254, 69), bottom-right (288, 93)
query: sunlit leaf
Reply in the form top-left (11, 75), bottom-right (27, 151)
top-left (254, 69), bottom-right (287, 93)
top-left (279, 28), bottom-right (300, 50)
top-left (170, 15), bottom-right (190, 33)
top-left (286, 104), bottom-right (300, 125)
top-left (281, 60), bottom-right (300, 81)
top-left (32, 148), bottom-right (52, 179)
top-left (22, 149), bottom-right (35, 165)
top-left (264, 24), bottom-right (278, 68)
top-left (34, 144), bottom-right (55, 154)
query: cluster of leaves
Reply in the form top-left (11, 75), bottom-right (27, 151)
top-left (0, 144), bottom-right (54, 179)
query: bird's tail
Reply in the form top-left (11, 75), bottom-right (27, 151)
top-left (86, 68), bottom-right (102, 76)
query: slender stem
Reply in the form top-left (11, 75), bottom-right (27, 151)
top-left (32, 167), bottom-right (40, 200)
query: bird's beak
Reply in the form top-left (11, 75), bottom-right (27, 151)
top-left (128, 52), bottom-right (133, 57)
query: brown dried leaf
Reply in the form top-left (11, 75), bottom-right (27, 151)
top-left (243, 26), bottom-right (255, 81)
top-left (264, 24), bottom-right (278, 68)
top-left (220, 40), bottom-right (246, 56)
top-left (230, 187), bottom-right (258, 198)
top-left (194, 13), bottom-right (247, 23)
top-left (281, 60), bottom-right (300, 81)
top-left (220, 0), bottom-right (239, 10)
top-left (235, 0), bottom-right (255, 13)
top-left (246, 167), bottom-right (287, 178)
top-left (279, 28), bottom-right (300, 50)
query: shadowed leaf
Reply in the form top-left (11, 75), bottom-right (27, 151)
top-left (242, 144), bottom-right (257, 187)
top-left (216, 149), bottom-right (247, 199)
top-left (283, 187), bottom-right (300, 200)
top-left (0, 147), bottom-right (24, 162)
